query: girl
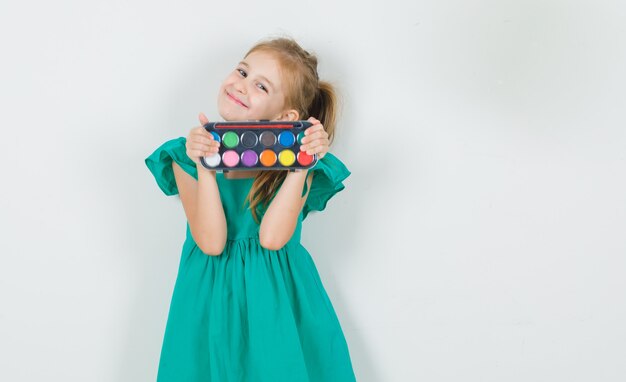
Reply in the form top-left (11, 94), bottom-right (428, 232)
top-left (145, 37), bottom-right (356, 381)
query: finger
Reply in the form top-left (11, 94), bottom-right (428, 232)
top-left (190, 149), bottom-right (211, 158)
top-left (306, 121), bottom-right (323, 130)
top-left (301, 130), bottom-right (328, 145)
top-left (187, 137), bottom-right (220, 150)
top-left (189, 142), bottom-right (219, 153)
top-left (304, 124), bottom-right (325, 139)
top-left (305, 138), bottom-right (328, 151)
top-left (186, 141), bottom-right (213, 157)
top-left (305, 130), bottom-right (327, 141)
top-left (190, 148), bottom-right (218, 158)
top-left (192, 129), bottom-right (216, 142)
top-left (304, 139), bottom-right (330, 155)
top-left (199, 112), bottom-right (209, 126)
top-left (194, 125), bottom-right (212, 136)
top-left (188, 136), bottom-right (217, 150)
top-left (189, 128), bottom-right (206, 141)
top-left (306, 119), bottom-right (321, 131)
top-left (192, 135), bottom-right (219, 146)
top-left (307, 145), bottom-right (328, 156)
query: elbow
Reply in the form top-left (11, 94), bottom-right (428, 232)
top-left (259, 218), bottom-right (295, 251)
top-left (198, 242), bottom-right (225, 256)
top-left (259, 233), bottom-right (286, 251)
top-left (190, 224), bottom-right (226, 256)
top-left (196, 237), bottom-right (226, 256)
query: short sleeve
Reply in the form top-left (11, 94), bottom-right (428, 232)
top-left (302, 152), bottom-right (351, 219)
top-left (144, 137), bottom-right (198, 196)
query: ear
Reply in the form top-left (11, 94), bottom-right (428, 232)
top-left (274, 109), bottom-right (300, 121)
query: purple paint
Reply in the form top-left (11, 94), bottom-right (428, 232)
top-left (241, 150), bottom-right (258, 167)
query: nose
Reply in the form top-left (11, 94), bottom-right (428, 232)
top-left (234, 77), bottom-right (247, 95)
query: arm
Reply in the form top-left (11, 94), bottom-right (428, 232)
top-left (259, 116), bottom-right (329, 250)
top-left (259, 171), bottom-right (313, 250)
top-left (172, 162), bottom-right (227, 255)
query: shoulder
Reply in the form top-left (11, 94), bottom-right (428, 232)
top-left (145, 136), bottom-right (197, 195)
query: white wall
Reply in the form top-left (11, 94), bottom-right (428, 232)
top-left (1, 0), bottom-right (625, 381)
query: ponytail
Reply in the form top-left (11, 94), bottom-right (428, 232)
top-left (309, 80), bottom-right (338, 145)
top-left (242, 37), bottom-right (342, 223)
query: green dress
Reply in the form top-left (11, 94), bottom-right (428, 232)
top-left (145, 137), bottom-right (357, 382)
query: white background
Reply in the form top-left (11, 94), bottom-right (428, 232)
top-left (1, 0), bottom-right (625, 381)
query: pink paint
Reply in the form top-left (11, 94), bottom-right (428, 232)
top-left (222, 150), bottom-right (240, 167)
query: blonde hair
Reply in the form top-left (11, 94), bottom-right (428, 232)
top-left (243, 37), bottom-right (339, 223)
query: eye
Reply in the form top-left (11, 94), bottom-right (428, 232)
top-left (237, 68), bottom-right (247, 77)
top-left (257, 83), bottom-right (268, 93)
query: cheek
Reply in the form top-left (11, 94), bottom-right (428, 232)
top-left (217, 82), bottom-right (228, 97)
top-left (219, 74), bottom-right (235, 89)
top-left (270, 97), bottom-right (286, 112)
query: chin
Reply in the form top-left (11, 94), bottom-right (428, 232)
top-left (217, 102), bottom-right (236, 121)
top-left (218, 108), bottom-right (246, 121)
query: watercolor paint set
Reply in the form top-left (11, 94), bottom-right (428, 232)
top-left (199, 121), bottom-right (318, 172)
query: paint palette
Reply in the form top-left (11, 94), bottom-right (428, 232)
top-left (199, 120), bottom-right (318, 172)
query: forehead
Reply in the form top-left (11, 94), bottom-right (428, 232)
top-left (241, 50), bottom-right (283, 88)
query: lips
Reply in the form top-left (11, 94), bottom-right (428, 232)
top-left (227, 92), bottom-right (248, 108)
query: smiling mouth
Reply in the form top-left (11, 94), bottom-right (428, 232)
top-left (227, 92), bottom-right (248, 108)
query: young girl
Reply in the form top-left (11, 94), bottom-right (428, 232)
top-left (145, 37), bottom-right (356, 381)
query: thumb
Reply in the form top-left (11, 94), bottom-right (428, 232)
top-left (198, 112), bottom-right (209, 126)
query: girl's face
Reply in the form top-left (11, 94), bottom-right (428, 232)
top-left (217, 50), bottom-right (297, 121)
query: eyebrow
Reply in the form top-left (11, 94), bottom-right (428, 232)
top-left (238, 61), bottom-right (275, 90)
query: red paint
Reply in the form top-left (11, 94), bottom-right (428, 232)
top-left (297, 151), bottom-right (314, 166)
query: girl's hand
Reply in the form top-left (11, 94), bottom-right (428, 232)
top-left (186, 112), bottom-right (220, 166)
top-left (300, 116), bottom-right (330, 159)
